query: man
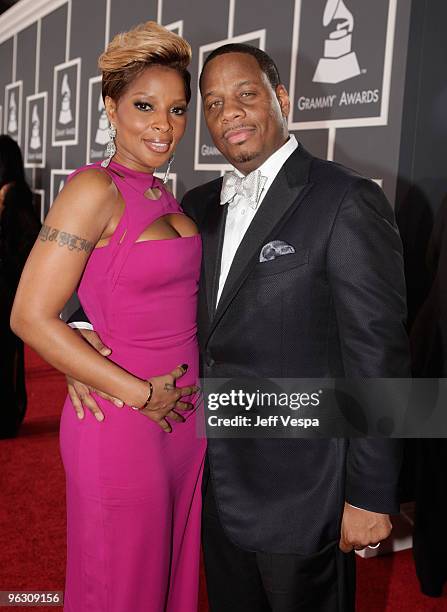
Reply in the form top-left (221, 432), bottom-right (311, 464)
top-left (69, 45), bottom-right (409, 611)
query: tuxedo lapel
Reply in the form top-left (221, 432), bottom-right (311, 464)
top-left (201, 188), bottom-right (227, 319)
top-left (209, 145), bottom-right (313, 335)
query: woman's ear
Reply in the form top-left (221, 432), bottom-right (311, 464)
top-left (104, 96), bottom-right (116, 125)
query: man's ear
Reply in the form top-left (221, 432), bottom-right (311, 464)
top-left (104, 96), bottom-right (116, 124)
top-left (276, 84), bottom-right (290, 119)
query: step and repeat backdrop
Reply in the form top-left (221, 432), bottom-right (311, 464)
top-left (0, 0), bottom-right (412, 221)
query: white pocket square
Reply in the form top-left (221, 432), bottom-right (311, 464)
top-left (259, 240), bottom-right (296, 262)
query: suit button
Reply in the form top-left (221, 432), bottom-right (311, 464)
top-left (206, 356), bottom-right (215, 367)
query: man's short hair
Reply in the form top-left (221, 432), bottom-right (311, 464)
top-left (199, 43), bottom-right (281, 92)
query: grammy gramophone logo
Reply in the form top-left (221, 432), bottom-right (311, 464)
top-left (25, 92), bottom-right (47, 168)
top-left (58, 74), bottom-right (73, 125)
top-left (288, 0), bottom-right (396, 129)
top-left (95, 93), bottom-right (109, 145)
top-left (52, 58), bottom-right (80, 146)
top-left (7, 92), bottom-right (18, 134)
top-left (30, 105), bottom-right (41, 150)
top-left (313, 0), bottom-right (361, 84)
top-left (86, 76), bottom-right (109, 163)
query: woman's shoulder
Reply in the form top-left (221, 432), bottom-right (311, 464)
top-left (65, 163), bottom-right (118, 199)
top-left (55, 163), bottom-right (119, 217)
top-left (67, 162), bottom-right (114, 188)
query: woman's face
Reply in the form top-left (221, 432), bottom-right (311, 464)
top-left (106, 65), bottom-right (188, 173)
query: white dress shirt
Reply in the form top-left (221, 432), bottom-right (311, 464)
top-left (216, 135), bottom-right (298, 305)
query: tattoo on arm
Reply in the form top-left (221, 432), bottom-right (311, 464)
top-left (39, 224), bottom-right (94, 254)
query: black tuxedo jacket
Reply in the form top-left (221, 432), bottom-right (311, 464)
top-left (181, 145), bottom-right (409, 555)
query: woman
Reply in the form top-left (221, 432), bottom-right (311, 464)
top-left (11, 22), bottom-right (206, 612)
top-left (0, 135), bottom-right (40, 438)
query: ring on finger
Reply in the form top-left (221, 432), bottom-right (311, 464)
top-left (367, 542), bottom-right (381, 549)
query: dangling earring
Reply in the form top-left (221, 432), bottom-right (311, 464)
top-left (163, 155), bottom-right (174, 184)
top-left (101, 123), bottom-right (117, 168)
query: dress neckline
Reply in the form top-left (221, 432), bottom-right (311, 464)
top-left (107, 159), bottom-right (158, 190)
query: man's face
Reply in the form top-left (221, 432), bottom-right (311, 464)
top-left (201, 53), bottom-right (290, 175)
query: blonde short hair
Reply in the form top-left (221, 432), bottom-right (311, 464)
top-left (98, 21), bottom-right (192, 102)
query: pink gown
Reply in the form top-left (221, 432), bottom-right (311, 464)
top-left (59, 160), bottom-right (206, 612)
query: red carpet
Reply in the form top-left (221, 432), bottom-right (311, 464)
top-left (1, 347), bottom-right (446, 611)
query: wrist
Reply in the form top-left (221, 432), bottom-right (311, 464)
top-left (140, 380), bottom-right (153, 409)
top-left (131, 378), bottom-right (152, 409)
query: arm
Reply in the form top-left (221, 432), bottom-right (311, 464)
top-left (11, 170), bottom-right (195, 432)
top-left (327, 178), bottom-right (409, 549)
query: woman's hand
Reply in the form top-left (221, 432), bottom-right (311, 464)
top-left (136, 366), bottom-right (198, 433)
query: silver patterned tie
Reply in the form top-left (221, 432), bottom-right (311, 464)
top-left (220, 170), bottom-right (265, 210)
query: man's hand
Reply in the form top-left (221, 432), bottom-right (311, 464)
top-left (67, 376), bottom-right (124, 421)
top-left (67, 328), bottom-right (123, 421)
top-left (339, 502), bottom-right (392, 553)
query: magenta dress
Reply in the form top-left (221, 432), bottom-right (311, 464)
top-left (59, 160), bottom-right (206, 612)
